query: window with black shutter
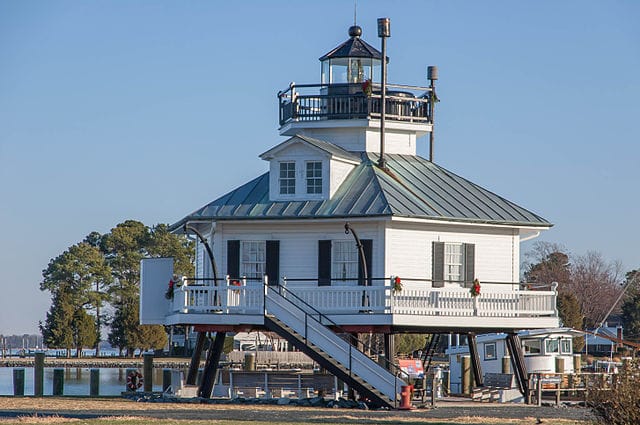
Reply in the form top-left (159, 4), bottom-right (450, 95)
top-left (318, 239), bottom-right (372, 286)
top-left (265, 240), bottom-right (280, 285)
top-left (318, 240), bottom-right (331, 286)
top-left (432, 241), bottom-right (475, 287)
top-left (227, 240), bottom-right (240, 279)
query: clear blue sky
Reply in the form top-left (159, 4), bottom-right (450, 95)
top-left (1, 1), bottom-right (638, 334)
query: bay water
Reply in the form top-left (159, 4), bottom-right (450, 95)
top-left (0, 367), bottom-right (168, 396)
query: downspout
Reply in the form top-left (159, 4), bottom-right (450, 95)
top-left (183, 223), bottom-right (219, 283)
top-left (344, 222), bottom-right (368, 286)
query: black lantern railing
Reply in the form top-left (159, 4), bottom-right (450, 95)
top-left (278, 82), bottom-right (434, 126)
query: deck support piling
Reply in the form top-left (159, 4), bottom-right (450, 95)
top-left (467, 333), bottom-right (484, 387)
top-left (384, 333), bottom-right (395, 371)
top-left (186, 332), bottom-right (207, 385)
top-left (506, 333), bottom-right (529, 399)
top-left (198, 331), bottom-right (226, 398)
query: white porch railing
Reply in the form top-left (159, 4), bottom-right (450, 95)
top-left (169, 279), bottom-right (557, 318)
top-left (172, 280), bottom-right (263, 315)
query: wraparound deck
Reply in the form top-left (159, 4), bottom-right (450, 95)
top-left (165, 278), bottom-right (559, 332)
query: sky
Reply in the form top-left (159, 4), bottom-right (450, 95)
top-left (1, 1), bottom-right (639, 335)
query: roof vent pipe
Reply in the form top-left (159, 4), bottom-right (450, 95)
top-left (428, 65), bottom-right (438, 162)
top-left (377, 17), bottom-right (390, 169)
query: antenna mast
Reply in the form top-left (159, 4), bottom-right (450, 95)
top-left (353, 0), bottom-right (357, 25)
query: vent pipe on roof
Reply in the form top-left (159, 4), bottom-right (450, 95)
top-left (377, 17), bottom-right (390, 169)
top-left (428, 65), bottom-right (438, 162)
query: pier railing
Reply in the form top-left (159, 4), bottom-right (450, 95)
top-left (170, 277), bottom-right (557, 319)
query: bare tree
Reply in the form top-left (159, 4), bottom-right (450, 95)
top-left (523, 242), bottom-right (624, 330)
top-left (570, 251), bottom-right (624, 329)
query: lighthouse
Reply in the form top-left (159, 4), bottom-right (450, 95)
top-left (140, 20), bottom-right (556, 406)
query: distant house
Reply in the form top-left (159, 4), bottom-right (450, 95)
top-left (583, 323), bottom-right (624, 356)
top-left (140, 23), bottom-right (558, 407)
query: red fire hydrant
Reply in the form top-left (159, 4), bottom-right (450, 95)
top-left (398, 385), bottom-right (414, 410)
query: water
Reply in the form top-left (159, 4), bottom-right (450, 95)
top-left (0, 367), bottom-right (165, 396)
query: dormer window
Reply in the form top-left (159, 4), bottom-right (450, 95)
top-left (261, 135), bottom-right (360, 202)
top-left (306, 161), bottom-right (323, 194)
top-left (279, 161), bottom-right (296, 195)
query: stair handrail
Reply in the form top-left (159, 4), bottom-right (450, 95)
top-left (263, 278), bottom-right (410, 385)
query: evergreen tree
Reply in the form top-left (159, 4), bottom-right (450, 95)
top-left (149, 223), bottom-right (195, 276)
top-left (395, 334), bottom-right (428, 356)
top-left (621, 270), bottom-right (640, 343)
top-left (557, 292), bottom-right (585, 351)
top-left (39, 242), bottom-right (111, 357)
top-left (40, 289), bottom-right (74, 357)
top-left (71, 308), bottom-right (98, 357)
top-left (103, 220), bottom-right (193, 355)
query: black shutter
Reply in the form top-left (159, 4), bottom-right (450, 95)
top-left (464, 243), bottom-right (475, 288)
top-left (358, 239), bottom-right (373, 286)
top-left (227, 240), bottom-right (240, 279)
top-left (318, 240), bottom-right (331, 286)
top-left (265, 240), bottom-right (280, 285)
top-left (432, 241), bottom-right (445, 288)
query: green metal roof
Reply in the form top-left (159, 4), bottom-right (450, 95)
top-left (171, 153), bottom-right (551, 230)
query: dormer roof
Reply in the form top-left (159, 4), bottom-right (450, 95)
top-left (259, 134), bottom-right (361, 164)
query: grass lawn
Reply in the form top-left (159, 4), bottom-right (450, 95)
top-left (0, 418), bottom-right (588, 425)
top-left (0, 397), bottom-right (592, 425)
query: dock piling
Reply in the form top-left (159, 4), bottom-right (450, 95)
top-left (53, 368), bottom-right (64, 395)
top-left (163, 369), bottom-right (172, 393)
top-left (34, 352), bottom-right (45, 396)
top-left (13, 368), bottom-right (25, 396)
top-left (90, 369), bottom-right (100, 396)
top-left (143, 353), bottom-right (154, 392)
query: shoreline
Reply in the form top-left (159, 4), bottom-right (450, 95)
top-left (0, 357), bottom-right (192, 369)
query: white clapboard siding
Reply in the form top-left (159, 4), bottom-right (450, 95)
top-left (386, 221), bottom-right (518, 286)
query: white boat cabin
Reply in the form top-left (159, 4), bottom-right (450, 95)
top-left (447, 328), bottom-right (581, 394)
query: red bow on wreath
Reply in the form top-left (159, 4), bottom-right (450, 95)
top-left (165, 279), bottom-right (175, 299)
top-left (470, 279), bottom-right (481, 297)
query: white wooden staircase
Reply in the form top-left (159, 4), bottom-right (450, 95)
top-left (263, 284), bottom-right (406, 408)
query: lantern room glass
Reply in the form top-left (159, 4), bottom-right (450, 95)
top-left (321, 57), bottom-right (380, 84)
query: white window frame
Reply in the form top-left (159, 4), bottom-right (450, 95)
top-left (522, 339), bottom-right (541, 356)
top-left (306, 161), bottom-right (323, 194)
top-left (279, 161), bottom-right (296, 195)
top-left (444, 243), bottom-right (465, 282)
top-left (560, 338), bottom-right (572, 354)
top-left (240, 241), bottom-right (266, 281)
top-left (545, 338), bottom-right (560, 355)
top-left (484, 342), bottom-right (497, 360)
top-left (331, 240), bottom-right (358, 285)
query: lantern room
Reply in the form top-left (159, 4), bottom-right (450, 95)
top-left (319, 25), bottom-right (382, 85)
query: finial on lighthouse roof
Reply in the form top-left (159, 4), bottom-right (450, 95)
top-left (348, 25), bottom-right (362, 38)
